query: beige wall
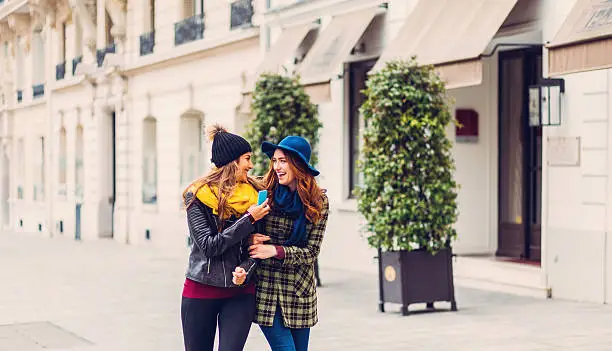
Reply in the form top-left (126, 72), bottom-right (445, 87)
top-left (541, 0), bottom-right (612, 303)
top-left (125, 36), bottom-right (260, 248)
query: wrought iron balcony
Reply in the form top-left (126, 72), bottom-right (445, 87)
top-left (33, 84), bottom-right (45, 98)
top-left (174, 15), bottom-right (205, 46)
top-left (230, 0), bottom-right (254, 29)
top-left (140, 31), bottom-right (155, 56)
top-left (72, 56), bottom-right (82, 75)
top-left (56, 62), bottom-right (66, 80)
top-left (96, 43), bottom-right (116, 67)
top-left (16, 90), bottom-right (22, 103)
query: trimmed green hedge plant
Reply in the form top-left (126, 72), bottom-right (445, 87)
top-left (246, 73), bottom-right (322, 176)
top-left (357, 59), bottom-right (459, 254)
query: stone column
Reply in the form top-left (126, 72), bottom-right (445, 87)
top-left (112, 90), bottom-right (130, 244)
top-left (79, 99), bottom-right (103, 240)
top-left (45, 11), bottom-right (56, 237)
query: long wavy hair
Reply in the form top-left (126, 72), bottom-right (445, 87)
top-left (263, 150), bottom-right (324, 224)
top-left (182, 126), bottom-right (263, 227)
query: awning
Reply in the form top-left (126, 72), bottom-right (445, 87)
top-left (372, 0), bottom-right (518, 89)
top-left (244, 22), bottom-right (318, 93)
top-left (548, 0), bottom-right (612, 76)
top-left (297, 7), bottom-right (381, 85)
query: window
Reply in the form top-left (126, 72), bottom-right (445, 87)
top-left (16, 138), bottom-right (24, 199)
top-left (140, 0), bottom-right (156, 56)
top-left (348, 59), bottom-right (376, 198)
top-left (196, 0), bottom-right (204, 15)
top-left (15, 37), bottom-right (24, 91)
top-left (75, 124), bottom-right (84, 200)
top-left (32, 32), bottom-right (45, 86)
top-left (149, 0), bottom-right (156, 31)
top-left (183, 0), bottom-right (204, 18)
top-left (179, 113), bottom-right (205, 188)
top-left (74, 15), bottom-right (83, 56)
top-left (33, 137), bottom-right (45, 201)
top-left (58, 127), bottom-right (67, 196)
top-left (61, 23), bottom-right (67, 62)
top-left (184, 0), bottom-right (203, 17)
top-left (142, 117), bottom-right (157, 204)
top-left (105, 10), bottom-right (114, 46)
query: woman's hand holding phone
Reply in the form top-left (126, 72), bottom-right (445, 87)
top-left (248, 198), bottom-right (270, 221)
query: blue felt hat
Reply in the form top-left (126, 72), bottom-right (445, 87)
top-left (261, 136), bottom-right (320, 176)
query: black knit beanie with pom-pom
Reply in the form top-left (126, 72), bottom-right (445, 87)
top-left (207, 124), bottom-right (252, 168)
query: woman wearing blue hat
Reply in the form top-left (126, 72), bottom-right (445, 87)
top-left (248, 135), bottom-right (329, 351)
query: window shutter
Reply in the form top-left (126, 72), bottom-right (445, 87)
top-left (183, 0), bottom-right (195, 18)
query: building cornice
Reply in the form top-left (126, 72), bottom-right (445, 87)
top-left (257, 0), bottom-right (385, 27)
top-left (122, 27), bottom-right (260, 76)
top-left (0, 0), bottom-right (28, 22)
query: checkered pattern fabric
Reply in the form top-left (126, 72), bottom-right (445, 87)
top-left (254, 193), bottom-right (329, 328)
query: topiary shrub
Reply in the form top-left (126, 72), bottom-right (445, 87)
top-left (246, 73), bottom-right (322, 176)
top-left (357, 59), bottom-right (459, 254)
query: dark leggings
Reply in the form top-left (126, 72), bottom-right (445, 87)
top-left (181, 294), bottom-right (255, 351)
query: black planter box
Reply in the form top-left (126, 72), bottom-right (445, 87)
top-left (378, 248), bottom-right (457, 315)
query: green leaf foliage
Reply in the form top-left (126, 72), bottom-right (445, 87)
top-left (357, 59), bottom-right (459, 254)
top-left (246, 73), bottom-right (322, 176)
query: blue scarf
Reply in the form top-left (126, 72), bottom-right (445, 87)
top-left (274, 185), bottom-right (308, 247)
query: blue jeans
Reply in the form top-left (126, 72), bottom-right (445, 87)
top-left (259, 308), bottom-right (310, 351)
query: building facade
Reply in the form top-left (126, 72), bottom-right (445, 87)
top-left (2, 0), bottom-right (612, 304)
top-left (0, 0), bottom-right (262, 250)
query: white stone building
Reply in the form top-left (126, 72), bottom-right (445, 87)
top-left (0, 0), bottom-right (262, 250)
top-left (2, 0), bottom-right (612, 305)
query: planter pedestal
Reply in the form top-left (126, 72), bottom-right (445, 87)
top-left (378, 248), bottom-right (457, 315)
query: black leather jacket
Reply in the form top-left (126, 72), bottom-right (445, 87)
top-left (184, 192), bottom-right (259, 288)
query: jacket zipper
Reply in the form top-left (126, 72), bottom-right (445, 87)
top-left (245, 261), bottom-right (255, 275)
top-left (222, 253), bottom-right (227, 287)
top-left (207, 259), bottom-right (211, 274)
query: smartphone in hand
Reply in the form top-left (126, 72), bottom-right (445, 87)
top-left (257, 190), bottom-right (268, 205)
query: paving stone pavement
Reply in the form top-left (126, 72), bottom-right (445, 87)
top-left (2, 231), bottom-right (612, 350)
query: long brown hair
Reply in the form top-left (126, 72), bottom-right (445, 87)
top-left (182, 126), bottom-right (263, 225)
top-left (263, 150), bottom-right (324, 224)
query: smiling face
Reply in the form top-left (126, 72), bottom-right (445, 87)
top-left (272, 149), bottom-right (297, 190)
top-left (235, 152), bottom-right (253, 182)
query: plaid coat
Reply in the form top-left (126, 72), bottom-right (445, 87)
top-left (254, 192), bottom-right (329, 328)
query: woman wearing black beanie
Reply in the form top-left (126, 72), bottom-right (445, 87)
top-left (180, 124), bottom-right (270, 351)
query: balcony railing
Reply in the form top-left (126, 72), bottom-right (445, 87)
top-left (140, 31), bottom-right (155, 56)
top-left (56, 62), bottom-right (66, 80)
top-left (174, 15), bottom-right (205, 46)
top-left (72, 56), bottom-right (82, 75)
top-left (33, 84), bottom-right (45, 98)
top-left (230, 0), bottom-right (254, 29)
top-left (96, 43), bottom-right (116, 67)
top-left (16, 90), bottom-right (22, 103)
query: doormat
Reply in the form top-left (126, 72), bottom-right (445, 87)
top-left (0, 321), bottom-right (92, 350)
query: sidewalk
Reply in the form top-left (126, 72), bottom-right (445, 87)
top-left (1, 232), bottom-right (611, 350)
